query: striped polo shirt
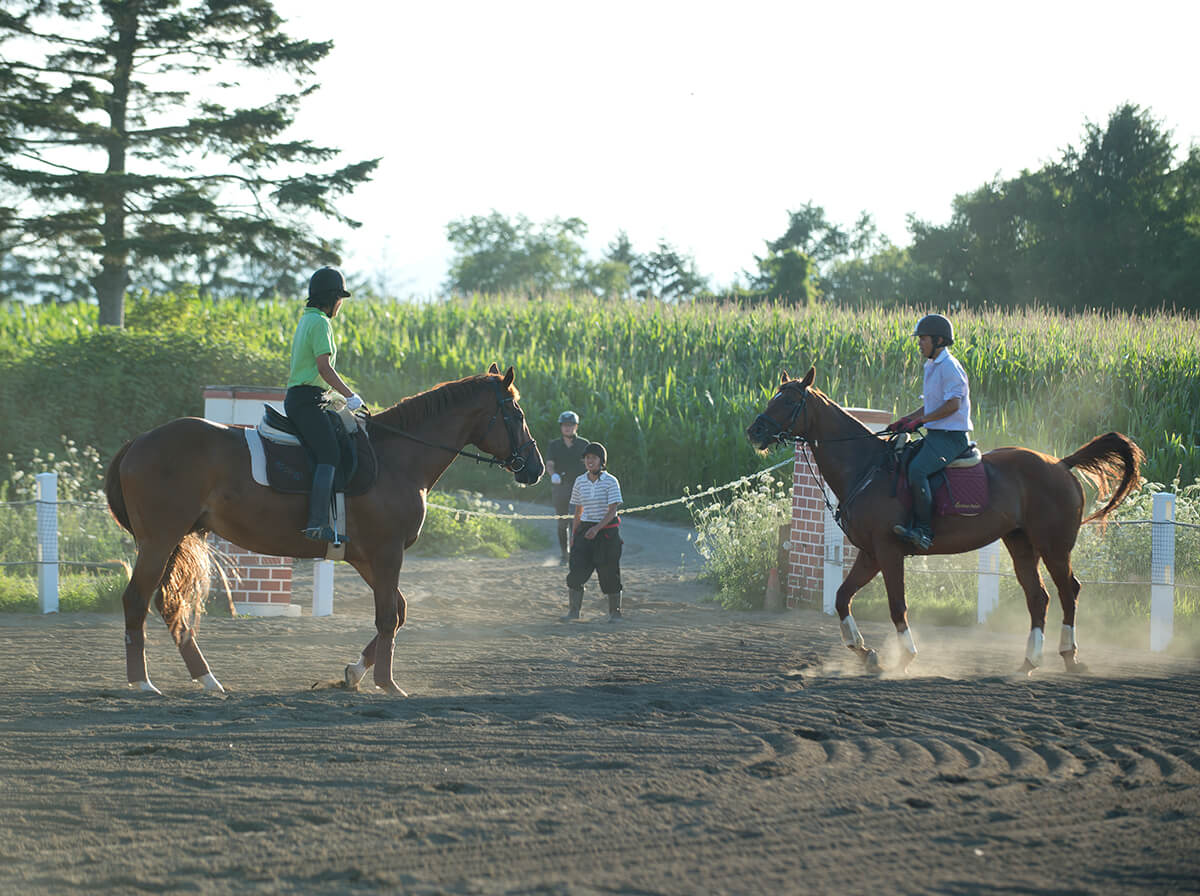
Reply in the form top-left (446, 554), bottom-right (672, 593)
top-left (570, 471), bottom-right (623, 523)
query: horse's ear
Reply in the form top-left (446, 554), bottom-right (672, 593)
top-left (801, 367), bottom-right (815, 388)
top-left (502, 366), bottom-right (514, 388)
top-left (780, 370), bottom-right (790, 385)
top-left (488, 362), bottom-right (500, 375)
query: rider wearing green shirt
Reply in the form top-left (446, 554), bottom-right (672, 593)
top-left (285, 267), bottom-right (365, 542)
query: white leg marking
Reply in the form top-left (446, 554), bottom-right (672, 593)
top-left (1059, 624), bottom-right (1077, 653)
top-left (898, 627), bottom-right (918, 656)
top-left (1025, 628), bottom-right (1045, 667)
top-left (131, 679), bottom-right (162, 695)
top-left (196, 672), bottom-right (225, 693)
top-left (345, 657), bottom-right (368, 689)
top-left (841, 616), bottom-right (866, 649)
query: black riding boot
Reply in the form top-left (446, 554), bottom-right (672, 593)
top-left (893, 478), bottom-right (933, 551)
top-left (302, 463), bottom-right (337, 542)
top-left (606, 592), bottom-right (622, 623)
top-left (561, 589), bottom-right (583, 621)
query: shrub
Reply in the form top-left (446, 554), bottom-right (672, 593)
top-left (690, 474), bottom-right (791, 609)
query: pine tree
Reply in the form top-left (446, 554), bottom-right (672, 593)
top-left (0, 0), bottom-right (378, 324)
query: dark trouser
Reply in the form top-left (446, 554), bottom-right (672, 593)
top-left (285, 385), bottom-right (339, 465)
top-left (909, 430), bottom-right (970, 489)
top-left (908, 430), bottom-right (970, 527)
top-left (567, 527), bottom-right (623, 594)
top-left (551, 480), bottom-right (575, 554)
top-left (286, 385), bottom-right (339, 541)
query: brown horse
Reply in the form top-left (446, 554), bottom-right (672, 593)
top-left (746, 367), bottom-right (1143, 675)
top-left (105, 364), bottom-right (543, 696)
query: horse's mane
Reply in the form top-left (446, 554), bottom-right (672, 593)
top-left (369, 374), bottom-right (517, 438)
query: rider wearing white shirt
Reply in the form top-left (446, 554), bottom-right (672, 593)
top-left (887, 314), bottom-right (972, 551)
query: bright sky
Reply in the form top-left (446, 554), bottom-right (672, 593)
top-left (275, 0), bottom-right (1200, 297)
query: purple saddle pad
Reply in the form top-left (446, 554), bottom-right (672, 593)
top-left (898, 463), bottom-right (989, 517)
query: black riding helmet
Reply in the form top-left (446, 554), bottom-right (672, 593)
top-left (913, 313), bottom-right (954, 347)
top-left (583, 441), bottom-right (607, 468)
top-left (307, 267), bottom-right (351, 306)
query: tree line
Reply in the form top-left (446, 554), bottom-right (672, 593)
top-left (446, 105), bottom-right (1200, 313)
top-left (1, 1), bottom-right (1196, 318)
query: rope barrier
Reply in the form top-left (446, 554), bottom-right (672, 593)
top-left (426, 458), bottom-right (795, 520)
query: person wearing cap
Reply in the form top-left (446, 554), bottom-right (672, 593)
top-left (545, 410), bottom-right (590, 564)
top-left (562, 442), bottom-right (624, 622)
top-left (285, 266), bottom-right (366, 542)
top-left (885, 313), bottom-right (973, 551)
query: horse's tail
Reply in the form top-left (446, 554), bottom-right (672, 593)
top-left (105, 439), bottom-right (219, 623)
top-left (1062, 432), bottom-right (1144, 525)
top-left (157, 533), bottom-right (215, 629)
top-left (104, 441), bottom-right (133, 533)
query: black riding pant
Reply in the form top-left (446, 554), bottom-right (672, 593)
top-left (567, 526), bottom-right (623, 594)
top-left (285, 385), bottom-right (339, 466)
top-left (551, 478), bottom-right (577, 553)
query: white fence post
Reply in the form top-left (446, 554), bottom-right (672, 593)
top-left (822, 501), bottom-right (841, 616)
top-left (312, 560), bottom-right (334, 617)
top-left (1150, 492), bottom-right (1175, 652)
top-left (977, 540), bottom-right (1001, 623)
top-left (36, 472), bottom-right (58, 614)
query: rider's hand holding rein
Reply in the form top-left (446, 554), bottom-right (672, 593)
top-left (886, 415), bottom-right (922, 434)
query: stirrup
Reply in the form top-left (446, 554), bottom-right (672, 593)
top-left (302, 524), bottom-right (337, 542)
top-left (893, 523), bottom-right (932, 551)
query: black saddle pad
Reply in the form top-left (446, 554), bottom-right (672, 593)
top-left (260, 409), bottom-right (378, 496)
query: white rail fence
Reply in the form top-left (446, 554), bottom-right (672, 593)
top-left (2, 473), bottom-right (1193, 651)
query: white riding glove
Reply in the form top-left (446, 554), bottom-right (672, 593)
top-left (550, 473), bottom-right (562, 484)
top-left (345, 393), bottom-right (364, 411)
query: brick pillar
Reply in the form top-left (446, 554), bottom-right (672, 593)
top-left (209, 536), bottom-right (299, 617)
top-left (203, 385), bottom-right (299, 617)
top-left (784, 407), bottom-right (890, 608)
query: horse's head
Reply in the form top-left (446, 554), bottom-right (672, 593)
top-left (478, 363), bottom-right (545, 485)
top-left (746, 366), bottom-right (815, 451)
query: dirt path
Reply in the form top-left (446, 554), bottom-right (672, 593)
top-left (1, 510), bottom-right (1197, 894)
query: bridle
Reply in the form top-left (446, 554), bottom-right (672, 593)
top-left (752, 384), bottom-right (809, 446)
top-left (478, 380), bottom-right (538, 473)
top-left (366, 379), bottom-right (537, 473)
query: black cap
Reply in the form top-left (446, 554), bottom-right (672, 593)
top-left (308, 267), bottom-right (351, 302)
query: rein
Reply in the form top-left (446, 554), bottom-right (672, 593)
top-left (364, 381), bottom-right (535, 473)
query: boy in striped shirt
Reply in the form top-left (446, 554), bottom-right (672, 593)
top-left (562, 442), bottom-right (624, 622)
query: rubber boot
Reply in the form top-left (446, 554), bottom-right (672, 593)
top-left (893, 478), bottom-right (933, 550)
top-left (302, 463), bottom-right (337, 542)
top-left (606, 592), bottom-right (622, 623)
top-left (561, 589), bottom-right (583, 621)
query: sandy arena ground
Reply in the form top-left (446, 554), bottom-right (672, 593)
top-left (1, 512), bottom-right (1197, 895)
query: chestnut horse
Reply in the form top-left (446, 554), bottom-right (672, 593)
top-left (747, 367), bottom-right (1143, 675)
top-left (105, 365), bottom-right (543, 696)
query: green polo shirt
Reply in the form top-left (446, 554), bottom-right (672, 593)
top-left (287, 307), bottom-right (336, 388)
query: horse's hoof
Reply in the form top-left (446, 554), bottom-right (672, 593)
top-left (129, 679), bottom-right (163, 696)
top-left (1018, 659), bottom-right (1038, 677)
top-left (196, 672), bottom-right (226, 694)
top-left (898, 652), bottom-right (917, 674)
top-left (863, 649), bottom-right (883, 675)
top-left (344, 663), bottom-right (366, 691)
top-left (1063, 658), bottom-right (1090, 675)
top-left (375, 680), bottom-right (409, 697)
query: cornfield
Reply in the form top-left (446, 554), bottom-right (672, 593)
top-left (3, 293), bottom-right (1198, 509)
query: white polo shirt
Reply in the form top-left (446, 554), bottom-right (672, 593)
top-left (570, 471), bottom-right (623, 523)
